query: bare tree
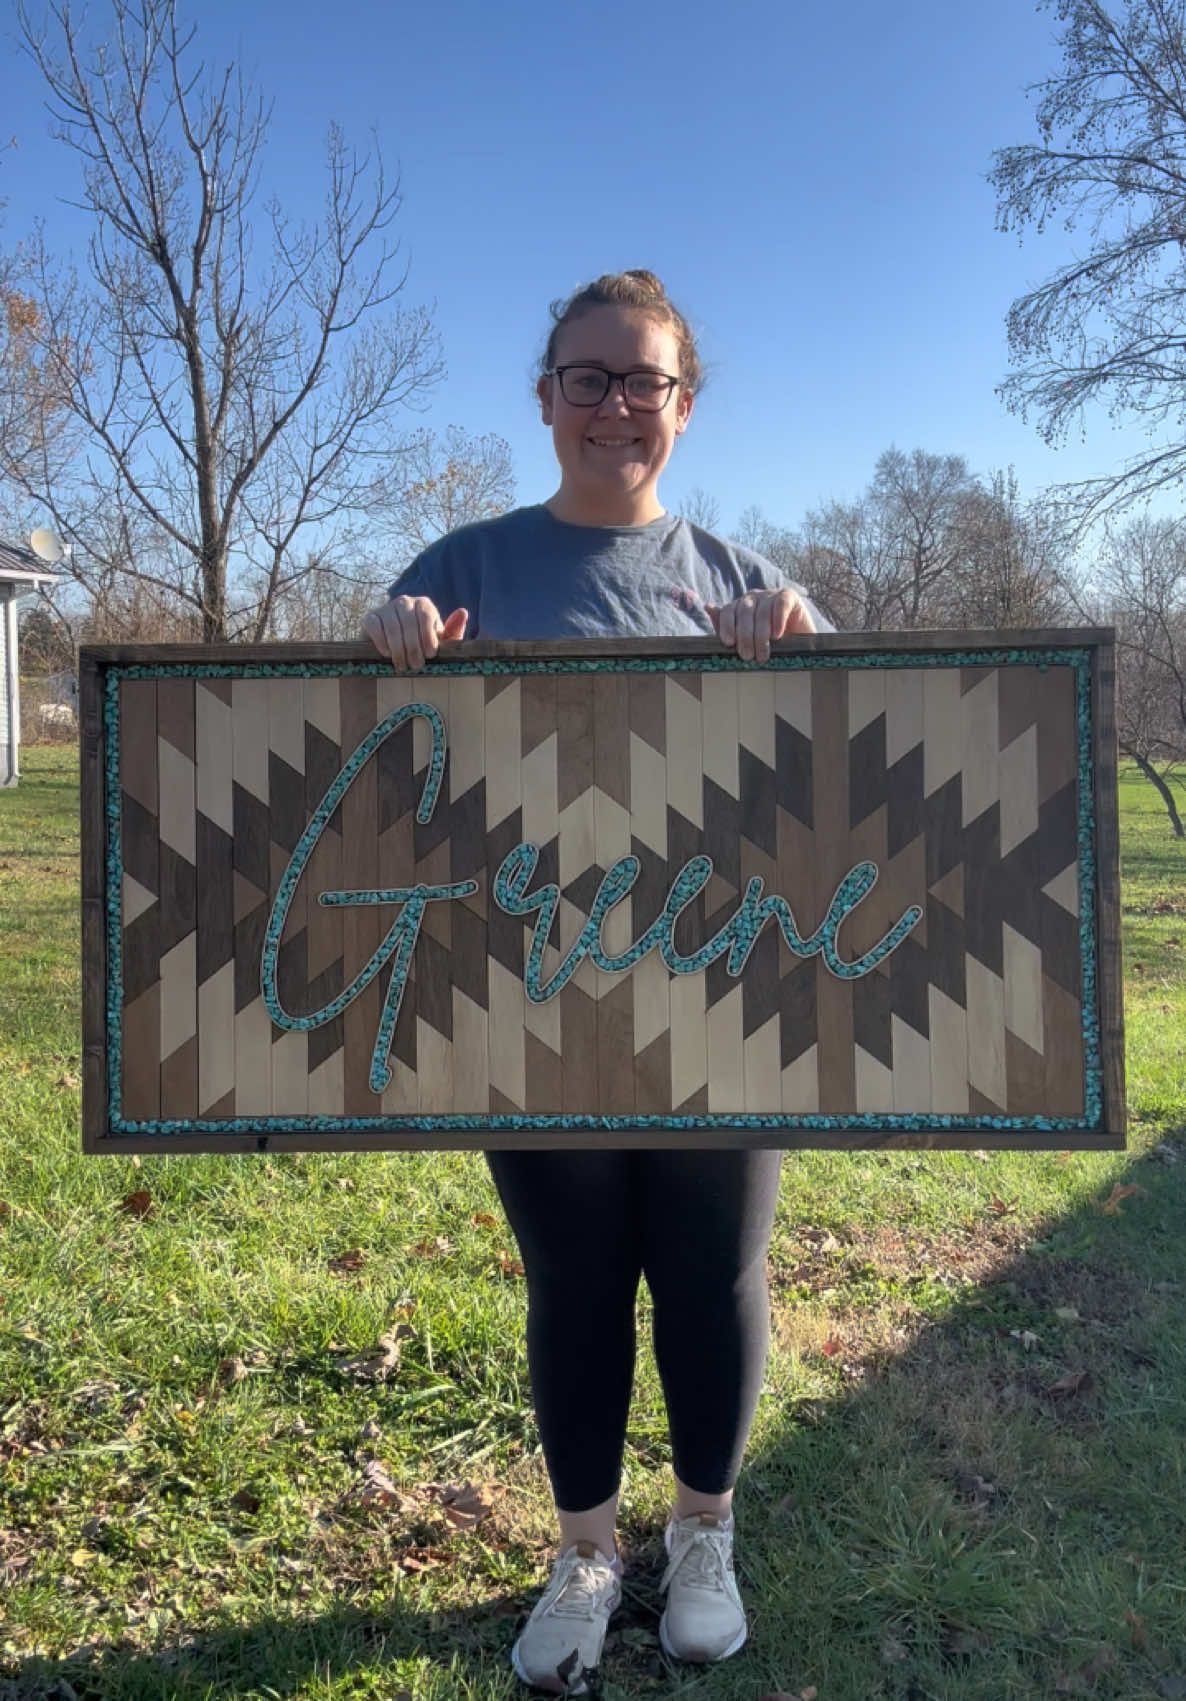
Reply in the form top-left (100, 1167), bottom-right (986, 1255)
top-left (376, 425), bottom-right (515, 559)
top-left (732, 452), bottom-right (1073, 636)
top-left (246, 425), bottom-right (515, 640)
top-left (796, 450), bottom-right (974, 631)
top-left (946, 470), bottom-right (1072, 628)
top-left (1088, 512), bottom-right (1186, 832)
top-left (679, 485), bottom-right (721, 533)
top-left (5, 0), bottom-right (442, 641)
top-left (0, 272), bottom-right (69, 485)
top-left (991, 0), bottom-right (1186, 523)
top-left (871, 448), bottom-right (976, 625)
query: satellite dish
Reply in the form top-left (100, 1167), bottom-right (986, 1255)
top-left (29, 527), bottom-right (65, 566)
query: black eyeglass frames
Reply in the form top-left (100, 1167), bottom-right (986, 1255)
top-left (544, 365), bottom-right (681, 411)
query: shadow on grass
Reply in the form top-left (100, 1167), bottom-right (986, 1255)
top-left (5, 1134), bottom-right (1186, 1701)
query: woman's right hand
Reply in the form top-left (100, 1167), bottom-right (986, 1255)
top-left (361, 596), bottom-right (468, 671)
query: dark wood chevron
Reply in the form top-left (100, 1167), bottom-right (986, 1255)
top-left (80, 633), bottom-right (1124, 1151)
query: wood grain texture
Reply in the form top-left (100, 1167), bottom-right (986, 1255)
top-left (340, 676), bottom-right (381, 1119)
top-left (1092, 639), bottom-right (1126, 1137)
top-left (811, 670), bottom-right (855, 1112)
top-left (82, 635), bottom-right (1123, 1152)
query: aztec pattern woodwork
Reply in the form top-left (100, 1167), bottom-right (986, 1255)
top-left (80, 634), bottom-right (1125, 1151)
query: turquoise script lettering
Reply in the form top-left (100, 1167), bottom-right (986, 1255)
top-left (261, 702), bottom-right (477, 1094)
top-left (493, 844), bottom-right (923, 1002)
top-left (264, 703), bottom-right (924, 1097)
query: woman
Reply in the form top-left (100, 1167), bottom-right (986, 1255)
top-left (363, 271), bottom-right (823, 1693)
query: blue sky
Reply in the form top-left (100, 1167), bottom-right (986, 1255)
top-left (1, 0), bottom-right (1163, 537)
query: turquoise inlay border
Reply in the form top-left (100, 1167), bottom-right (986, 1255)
top-left (100, 647), bottom-right (1106, 1137)
top-left (100, 1112), bottom-right (1098, 1135)
top-left (104, 668), bottom-right (124, 1124)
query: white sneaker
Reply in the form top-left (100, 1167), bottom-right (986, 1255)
top-left (658, 1512), bottom-right (747, 1663)
top-left (511, 1541), bottom-right (621, 1693)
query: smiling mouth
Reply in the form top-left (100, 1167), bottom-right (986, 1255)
top-left (587, 436), bottom-right (641, 447)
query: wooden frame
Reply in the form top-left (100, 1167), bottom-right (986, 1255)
top-left (80, 630), bottom-right (1125, 1152)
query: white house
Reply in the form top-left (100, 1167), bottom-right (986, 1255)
top-left (1, 541), bottom-right (65, 787)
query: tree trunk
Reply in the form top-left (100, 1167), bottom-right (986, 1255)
top-left (1128, 749), bottom-right (1186, 838)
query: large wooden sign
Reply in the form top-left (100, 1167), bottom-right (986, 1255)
top-left (80, 632), bottom-right (1125, 1152)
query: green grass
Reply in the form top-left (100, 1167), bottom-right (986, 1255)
top-left (2, 750), bottom-right (1185, 1701)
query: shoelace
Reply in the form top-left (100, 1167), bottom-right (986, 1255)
top-left (662, 1526), bottom-right (731, 1593)
top-left (544, 1554), bottom-right (616, 1618)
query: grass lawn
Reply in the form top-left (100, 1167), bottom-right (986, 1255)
top-left (1, 747), bottom-right (1184, 1701)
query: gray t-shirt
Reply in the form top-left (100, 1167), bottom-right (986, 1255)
top-left (388, 504), bottom-right (829, 639)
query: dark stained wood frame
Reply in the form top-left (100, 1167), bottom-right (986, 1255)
top-left (80, 628), bottom-right (1126, 1154)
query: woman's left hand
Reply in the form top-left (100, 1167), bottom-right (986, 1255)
top-left (704, 588), bottom-right (816, 662)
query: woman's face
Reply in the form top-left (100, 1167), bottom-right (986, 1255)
top-left (537, 305), bottom-right (694, 523)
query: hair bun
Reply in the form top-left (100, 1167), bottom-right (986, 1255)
top-left (621, 269), bottom-right (666, 300)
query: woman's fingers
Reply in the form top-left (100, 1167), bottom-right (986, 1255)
top-left (707, 589), bottom-right (817, 661)
top-left (772, 587), bottom-right (816, 636)
top-left (360, 606), bottom-right (392, 658)
top-left (360, 598), bottom-right (468, 670)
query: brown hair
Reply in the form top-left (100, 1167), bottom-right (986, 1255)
top-left (541, 270), bottom-right (704, 393)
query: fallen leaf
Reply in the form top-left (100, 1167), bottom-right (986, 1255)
top-left (821, 1338), bottom-right (842, 1358)
top-left (328, 1248), bottom-right (366, 1275)
top-left (497, 1249), bottom-right (525, 1277)
top-left (1125, 1607), bottom-right (1147, 1651)
top-left (1010, 1328), bottom-right (1041, 1351)
top-left (215, 1355), bottom-right (246, 1386)
top-left (431, 1479), bottom-right (499, 1531)
top-left (409, 1235), bottom-right (453, 1258)
top-left (1054, 1307), bottom-right (1081, 1323)
top-left (337, 1322), bottom-right (414, 1381)
top-left (352, 1460), bottom-right (416, 1509)
top-left (989, 1195), bottom-right (1018, 1216)
top-left (1046, 1368), bottom-right (1093, 1398)
top-left (55, 1071), bottom-right (80, 1090)
top-left (1100, 1182), bottom-right (1146, 1215)
top-left (397, 1545), bottom-right (449, 1573)
top-left (799, 1225), bottom-right (840, 1252)
top-left (230, 1488), bottom-right (260, 1514)
top-left (395, 1295), bottom-right (417, 1319)
top-left (470, 1211), bottom-right (498, 1228)
top-left (336, 1177), bottom-right (355, 1191)
top-left (120, 1189), bottom-right (154, 1218)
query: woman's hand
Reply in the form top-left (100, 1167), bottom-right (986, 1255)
top-left (704, 588), bottom-right (816, 662)
top-left (361, 596), bottom-right (468, 671)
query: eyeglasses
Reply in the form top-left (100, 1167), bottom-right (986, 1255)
top-left (545, 365), bottom-right (681, 411)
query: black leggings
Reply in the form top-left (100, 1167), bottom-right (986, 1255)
top-left (486, 1147), bottom-right (783, 1513)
